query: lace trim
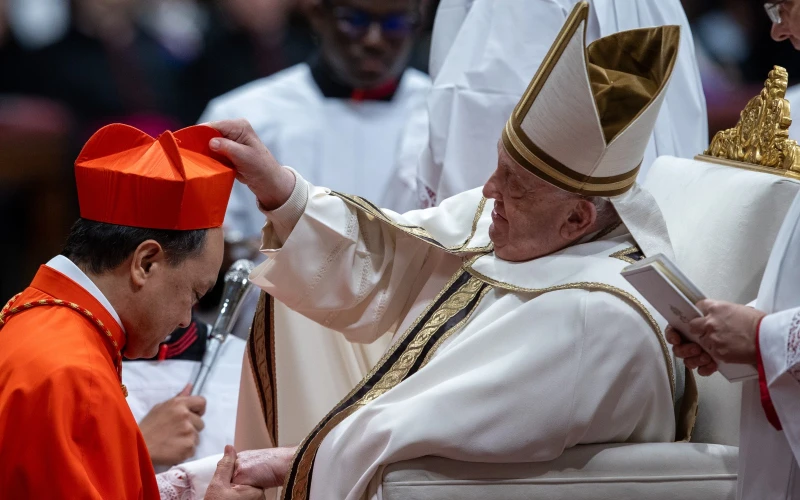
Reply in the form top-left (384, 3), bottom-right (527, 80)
top-left (785, 311), bottom-right (800, 377)
top-left (157, 468), bottom-right (195, 500)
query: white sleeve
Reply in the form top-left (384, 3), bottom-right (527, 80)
top-left (758, 306), bottom-right (800, 463)
top-left (251, 175), bottom-right (437, 344)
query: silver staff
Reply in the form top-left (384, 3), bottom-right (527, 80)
top-left (191, 259), bottom-right (255, 396)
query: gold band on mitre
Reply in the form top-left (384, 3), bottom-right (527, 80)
top-left (502, 120), bottom-right (641, 196)
top-left (502, 1), bottom-right (680, 197)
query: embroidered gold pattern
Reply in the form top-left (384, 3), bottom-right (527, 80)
top-left (702, 66), bottom-right (800, 179)
top-left (330, 192), bottom-right (494, 254)
top-left (610, 246), bottom-right (642, 264)
top-left (247, 292), bottom-right (278, 446)
top-left (0, 293), bottom-right (127, 397)
top-left (420, 285), bottom-right (493, 368)
top-left (282, 271), bottom-right (489, 500)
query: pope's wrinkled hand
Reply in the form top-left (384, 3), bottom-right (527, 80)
top-left (204, 446), bottom-right (264, 500)
top-left (231, 447), bottom-right (297, 490)
top-left (139, 383), bottom-right (206, 466)
top-left (208, 119), bottom-right (295, 211)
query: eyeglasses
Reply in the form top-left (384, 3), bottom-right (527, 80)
top-left (332, 7), bottom-right (419, 40)
top-left (765, 0), bottom-right (791, 24)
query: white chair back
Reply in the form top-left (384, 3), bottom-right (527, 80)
top-left (643, 156), bottom-right (800, 445)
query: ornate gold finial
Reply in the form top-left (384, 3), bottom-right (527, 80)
top-left (701, 66), bottom-right (800, 179)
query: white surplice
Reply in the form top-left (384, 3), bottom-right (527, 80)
top-left (384, 0), bottom-right (708, 212)
top-left (738, 192), bottom-right (800, 499)
top-left (183, 172), bottom-right (674, 500)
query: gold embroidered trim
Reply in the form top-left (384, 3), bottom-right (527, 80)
top-left (282, 270), bottom-right (485, 500)
top-left (610, 246), bottom-right (641, 264)
top-left (420, 285), bottom-right (493, 369)
top-left (464, 265), bottom-right (675, 399)
top-left (330, 192), bottom-right (494, 254)
top-left (247, 292), bottom-right (278, 446)
top-left (0, 293), bottom-right (127, 397)
top-left (504, 120), bottom-right (639, 194)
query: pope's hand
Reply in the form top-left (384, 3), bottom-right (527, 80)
top-left (209, 119), bottom-right (296, 211)
top-left (666, 326), bottom-right (718, 376)
top-left (232, 447), bottom-right (297, 490)
top-left (204, 446), bottom-right (263, 500)
top-left (139, 383), bottom-right (206, 466)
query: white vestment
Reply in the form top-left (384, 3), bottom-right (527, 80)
top-left (181, 172), bottom-right (677, 499)
top-left (384, 0), bottom-right (708, 212)
top-left (738, 192), bottom-right (800, 499)
top-left (123, 335), bottom-right (246, 471)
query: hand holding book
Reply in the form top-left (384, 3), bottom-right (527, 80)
top-left (665, 326), bottom-right (719, 377)
top-left (665, 300), bottom-right (766, 376)
top-left (622, 254), bottom-right (759, 382)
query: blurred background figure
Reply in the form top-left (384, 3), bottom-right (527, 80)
top-left (200, 0), bottom-right (431, 336)
top-left (181, 0), bottom-right (315, 122)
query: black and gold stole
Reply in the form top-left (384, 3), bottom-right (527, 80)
top-left (247, 270), bottom-right (492, 500)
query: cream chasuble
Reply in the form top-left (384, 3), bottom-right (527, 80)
top-left (738, 192), bottom-right (800, 500)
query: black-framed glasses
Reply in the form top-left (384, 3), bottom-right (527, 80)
top-left (765, 0), bottom-right (791, 24)
top-left (332, 6), bottom-right (419, 39)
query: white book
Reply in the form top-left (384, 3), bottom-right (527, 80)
top-left (622, 254), bottom-right (757, 383)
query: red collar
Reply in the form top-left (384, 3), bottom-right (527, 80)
top-left (27, 265), bottom-right (126, 356)
top-left (351, 79), bottom-right (400, 102)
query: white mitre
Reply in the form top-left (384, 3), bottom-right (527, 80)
top-left (502, 1), bottom-right (678, 258)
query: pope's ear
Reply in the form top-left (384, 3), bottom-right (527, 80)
top-left (561, 199), bottom-right (597, 241)
top-left (130, 240), bottom-right (166, 286)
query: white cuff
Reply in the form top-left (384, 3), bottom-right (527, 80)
top-left (258, 167), bottom-right (309, 248)
top-left (176, 453), bottom-right (223, 499)
top-left (759, 308), bottom-right (800, 384)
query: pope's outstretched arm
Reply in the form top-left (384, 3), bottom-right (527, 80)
top-left (209, 119), bottom-right (438, 343)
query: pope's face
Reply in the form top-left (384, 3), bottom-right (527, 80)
top-left (770, 0), bottom-right (800, 49)
top-left (123, 228), bottom-right (224, 359)
top-left (482, 141), bottom-right (598, 262)
top-left (310, 0), bottom-right (418, 89)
